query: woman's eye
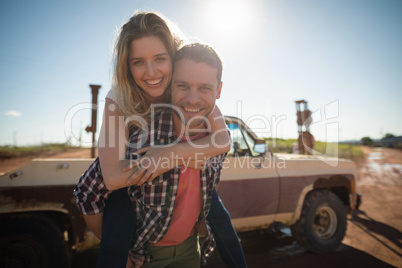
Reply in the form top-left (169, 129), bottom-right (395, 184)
top-left (133, 60), bottom-right (143, 65)
top-left (156, 57), bottom-right (167, 62)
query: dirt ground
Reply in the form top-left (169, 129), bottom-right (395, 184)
top-left (343, 146), bottom-right (402, 267)
top-left (206, 146), bottom-right (402, 268)
top-left (1, 146), bottom-right (401, 267)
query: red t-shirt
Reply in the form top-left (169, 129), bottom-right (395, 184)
top-left (153, 131), bottom-right (206, 246)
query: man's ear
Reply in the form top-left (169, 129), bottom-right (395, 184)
top-left (216, 81), bottom-right (223, 99)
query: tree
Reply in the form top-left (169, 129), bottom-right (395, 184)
top-left (382, 133), bottom-right (395, 140)
top-left (361, 136), bottom-right (373, 146)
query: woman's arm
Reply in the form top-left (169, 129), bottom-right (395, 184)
top-left (98, 98), bottom-right (145, 190)
top-left (165, 105), bottom-right (230, 160)
top-left (173, 105), bottom-right (231, 158)
top-left (124, 106), bottom-right (231, 185)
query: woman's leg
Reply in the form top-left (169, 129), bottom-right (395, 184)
top-left (207, 189), bottom-right (247, 268)
top-left (97, 187), bottom-right (136, 268)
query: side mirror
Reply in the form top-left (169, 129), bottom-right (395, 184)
top-left (253, 143), bottom-right (267, 154)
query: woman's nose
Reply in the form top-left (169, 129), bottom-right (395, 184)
top-left (145, 62), bottom-right (156, 76)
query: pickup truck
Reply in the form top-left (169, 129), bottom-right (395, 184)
top-left (0, 116), bottom-right (359, 267)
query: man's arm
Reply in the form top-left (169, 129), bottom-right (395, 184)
top-left (73, 158), bottom-right (110, 240)
top-left (83, 213), bottom-right (103, 239)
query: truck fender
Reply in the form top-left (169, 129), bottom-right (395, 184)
top-left (290, 185), bottom-right (313, 225)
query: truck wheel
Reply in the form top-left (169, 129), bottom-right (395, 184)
top-left (0, 214), bottom-right (71, 268)
top-left (291, 190), bottom-right (348, 253)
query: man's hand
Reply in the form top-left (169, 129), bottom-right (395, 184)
top-left (126, 254), bottom-right (144, 268)
top-left (193, 219), bottom-right (207, 237)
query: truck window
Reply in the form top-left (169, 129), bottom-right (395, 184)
top-left (227, 123), bottom-right (259, 157)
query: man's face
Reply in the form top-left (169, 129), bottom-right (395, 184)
top-left (171, 59), bottom-right (222, 130)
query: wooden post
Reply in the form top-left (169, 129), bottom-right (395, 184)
top-left (85, 84), bottom-right (101, 158)
top-left (295, 100), bottom-right (314, 155)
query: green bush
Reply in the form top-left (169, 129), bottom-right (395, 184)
top-left (262, 138), bottom-right (363, 160)
top-left (264, 138), bottom-right (296, 154)
top-left (0, 143), bottom-right (78, 160)
top-left (0, 143), bottom-right (73, 153)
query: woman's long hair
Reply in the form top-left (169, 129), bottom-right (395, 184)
top-left (112, 12), bottom-right (182, 127)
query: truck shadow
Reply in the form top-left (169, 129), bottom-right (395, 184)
top-left (72, 248), bottom-right (99, 267)
top-left (207, 227), bottom-right (395, 268)
top-left (73, 226), bottom-right (395, 268)
top-left (351, 210), bottom-right (402, 256)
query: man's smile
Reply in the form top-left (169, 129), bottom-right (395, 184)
top-left (183, 107), bottom-right (203, 113)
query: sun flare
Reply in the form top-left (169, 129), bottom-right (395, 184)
top-left (207, 0), bottom-right (250, 35)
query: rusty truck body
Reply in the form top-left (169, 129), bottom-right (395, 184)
top-left (0, 116), bottom-right (359, 267)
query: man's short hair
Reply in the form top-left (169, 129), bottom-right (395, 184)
top-left (173, 43), bottom-right (223, 82)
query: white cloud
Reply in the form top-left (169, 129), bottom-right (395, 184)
top-left (5, 110), bottom-right (22, 117)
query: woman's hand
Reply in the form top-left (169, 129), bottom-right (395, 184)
top-left (122, 146), bottom-right (176, 185)
top-left (122, 146), bottom-right (210, 185)
top-left (182, 159), bottom-right (208, 170)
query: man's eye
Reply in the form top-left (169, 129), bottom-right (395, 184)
top-left (177, 84), bottom-right (187, 89)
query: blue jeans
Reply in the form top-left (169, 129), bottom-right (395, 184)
top-left (97, 188), bottom-right (247, 268)
top-left (207, 190), bottom-right (247, 268)
top-left (97, 188), bottom-right (135, 268)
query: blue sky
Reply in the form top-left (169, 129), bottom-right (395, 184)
top-left (1, 0), bottom-right (401, 146)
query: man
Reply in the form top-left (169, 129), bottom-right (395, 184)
top-left (75, 43), bottom-right (247, 268)
top-left (127, 43), bottom-right (226, 267)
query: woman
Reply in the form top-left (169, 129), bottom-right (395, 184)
top-left (74, 12), bottom-right (247, 268)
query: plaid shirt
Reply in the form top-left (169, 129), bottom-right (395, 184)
top-left (73, 157), bottom-right (111, 215)
top-left (73, 122), bottom-right (138, 215)
top-left (127, 108), bottom-right (226, 264)
top-left (74, 108), bottom-right (226, 264)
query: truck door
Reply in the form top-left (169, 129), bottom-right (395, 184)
top-left (217, 121), bottom-right (280, 230)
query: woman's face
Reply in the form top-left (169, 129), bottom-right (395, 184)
top-left (128, 36), bottom-right (172, 102)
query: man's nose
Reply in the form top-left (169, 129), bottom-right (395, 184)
top-left (145, 62), bottom-right (156, 76)
top-left (185, 89), bottom-right (201, 104)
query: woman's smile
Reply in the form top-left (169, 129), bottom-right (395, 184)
top-left (145, 77), bottom-right (163, 86)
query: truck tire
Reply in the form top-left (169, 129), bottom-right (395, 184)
top-left (291, 190), bottom-right (348, 253)
top-left (0, 214), bottom-right (71, 268)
